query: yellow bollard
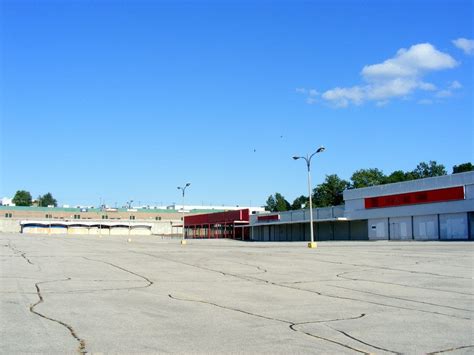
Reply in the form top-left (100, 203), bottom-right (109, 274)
top-left (181, 240), bottom-right (187, 245)
top-left (307, 242), bottom-right (317, 249)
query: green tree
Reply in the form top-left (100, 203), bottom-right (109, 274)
top-left (12, 190), bottom-right (32, 206)
top-left (274, 193), bottom-right (290, 212)
top-left (350, 168), bottom-right (387, 188)
top-left (385, 170), bottom-right (414, 184)
top-left (453, 162), bottom-right (474, 174)
top-left (265, 195), bottom-right (276, 212)
top-left (412, 161), bottom-right (447, 179)
top-left (385, 170), bottom-right (405, 184)
top-left (291, 195), bottom-right (309, 210)
top-left (265, 193), bottom-right (290, 212)
top-left (313, 174), bottom-right (350, 207)
top-left (38, 192), bottom-right (57, 207)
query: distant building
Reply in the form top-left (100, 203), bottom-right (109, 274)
top-left (248, 171), bottom-right (474, 241)
top-left (0, 205), bottom-right (229, 235)
top-left (1, 197), bottom-right (14, 206)
top-left (182, 172), bottom-right (474, 242)
top-left (167, 204), bottom-right (265, 214)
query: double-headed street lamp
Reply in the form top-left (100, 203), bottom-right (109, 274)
top-left (293, 146), bottom-right (325, 249)
top-left (177, 183), bottom-right (191, 245)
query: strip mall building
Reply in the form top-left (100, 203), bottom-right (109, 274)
top-left (185, 172), bottom-right (474, 241)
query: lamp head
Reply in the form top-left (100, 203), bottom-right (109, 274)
top-left (186, 183), bottom-right (191, 187)
top-left (316, 146), bottom-right (325, 153)
top-left (177, 186), bottom-right (181, 190)
top-left (292, 156), bottom-right (300, 160)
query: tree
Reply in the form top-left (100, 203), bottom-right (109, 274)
top-left (453, 162), bottom-right (474, 174)
top-left (274, 193), bottom-right (290, 212)
top-left (291, 195), bottom-right (309, 210)
top-left (265, 193), bottom-right (290, 212)
top-left (350, 168), bottom-right (386, 188)
top-left (38, 192), bottom-right (57, 207)
top-left (12, 190), bottom-right (32, 206)
top-left (385, 170), bottom-right (414, 184)
top-left (385, 170), bottom-right (406, 184)
top-left (412, 161), bottom-right (447, 179)
top-left (313, 174), bottom-right (350, 207)
top-left (265, 195), bottom-right (276, 212)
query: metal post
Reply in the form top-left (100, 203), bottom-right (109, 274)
top-left (307, 158), bottom-right (315, 246)
top-left (182, 192), bottom-right (185, 242)
top-left (177, 183), bottom-right (190, 245)
top-left (293, 146), bottom-right (325, 249)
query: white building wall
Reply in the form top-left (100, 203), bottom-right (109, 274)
top-left (368, 218), bottom-right (389, 240)
top-left (344, 172), bottom-right (474, 240)
top-left (389, 216), bottom-right (412, 240)
top-left (413, 215), bottom-right (438, 240)
top-left (465, 184), bottom-right (474, 199)
top-left (440, 213), bottom-right (468, 240)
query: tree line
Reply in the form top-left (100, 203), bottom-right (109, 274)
top-left (10, 190), bottom-right (58, 207)
top-left (265, 161), bottom-right (473, 212)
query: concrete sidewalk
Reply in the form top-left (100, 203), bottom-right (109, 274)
top-left (1, 233), bottom-right (473, 354)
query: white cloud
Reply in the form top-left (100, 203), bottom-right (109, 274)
top-left (418, 82), bottom-right (437, 91)
top-left (452, 38), bottom-right (474, 55)
top-left (321, 86), bottom-right (364, 107)
top-left (296, 88), bottom-right (319, 104)
top-left (434, 80), bottom-right (463, 98)
top-left (366, 78), bottom-right (418, 100)
top-left (318, 42), bottom-right (458, 107)
top-left (362, 43), bottom-right (457, 80)
top-left (450, 80), bottom-right (462, 89)
top-left (320, 79), bottom-right (439, 107)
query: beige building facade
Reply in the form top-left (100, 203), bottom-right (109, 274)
top-left (0, 206), bottom-right (220, 236)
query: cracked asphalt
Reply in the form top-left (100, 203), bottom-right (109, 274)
top-left (1, 233), bottom-right (473, 354)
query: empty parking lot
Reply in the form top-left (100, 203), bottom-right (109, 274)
top-left (1, 233), bottom-right (473, 354)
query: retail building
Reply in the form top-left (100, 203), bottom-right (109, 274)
top-left (186, 172), bottom-right (474, 241)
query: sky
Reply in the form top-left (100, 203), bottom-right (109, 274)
top-left (0, 0), bottom-right (473, 208)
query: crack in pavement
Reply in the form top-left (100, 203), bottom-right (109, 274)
top-left (231, 261), bottom-right (268, 275)
top-left (311, 257), bottom-right (471, 280)
top-left (29, 278), bottom-right (87, 354)
top-left (327, 284), bottom-right (472, 312)
top-left (168, 293), bottom-right (371, 354)
top-left (263, 280), bottom-right (472, 321)
top-left (169, 293), bottom-right (290, 323)
top-left (134, 251), bottom-right (471, 320)
top-left (82, 257), bottom-right (153, 289)
top-left (291, 314), bottom-right (400, 354)
top-left (426, 345), bottom-right (474, 354)
top-left (6, 241), bottom-right (37, 267)
top-left (279, 279), bottom-right (351, 284)
top-left (336, 271), bottom-right (473, 296)
top-left (325, 325), bottom-right (400, 354)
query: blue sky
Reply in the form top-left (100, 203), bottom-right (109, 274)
top-left (1, 0), bottom-right (473, 207)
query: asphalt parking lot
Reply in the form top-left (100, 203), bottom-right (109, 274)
top-left (1, 232), bottom-right (473, 354)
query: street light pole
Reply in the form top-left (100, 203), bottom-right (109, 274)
top-left (293, 146), bottom-right (325, 249)
top-left (177, 183), bottom-right (191, 245)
